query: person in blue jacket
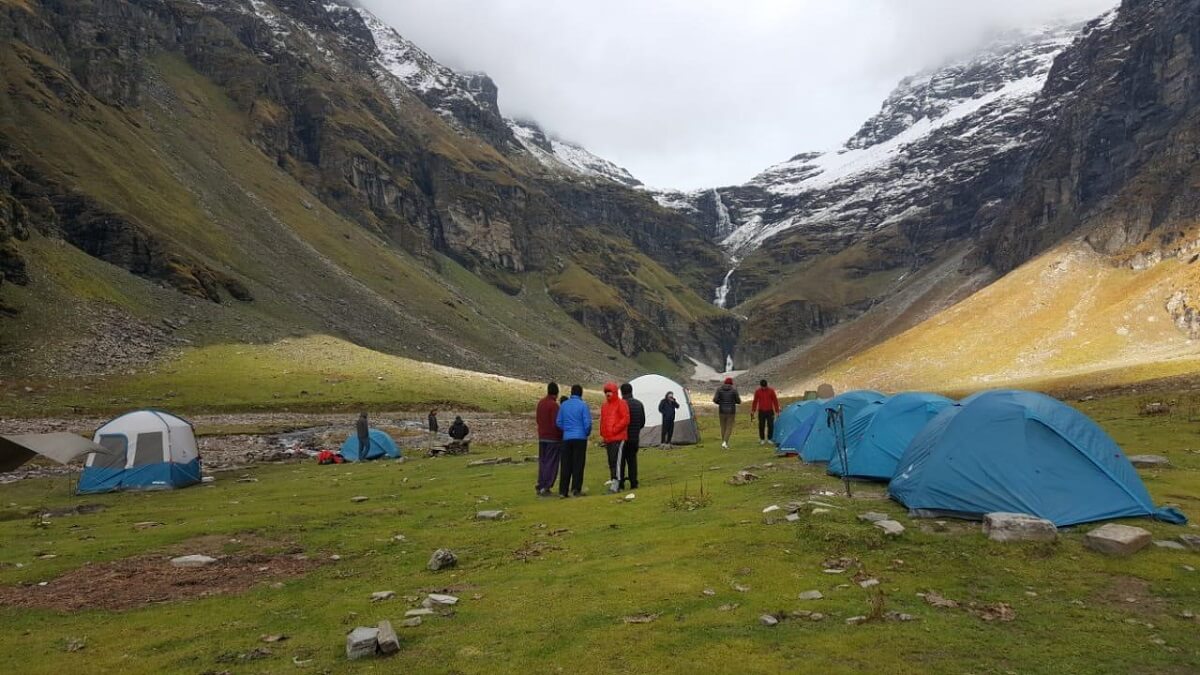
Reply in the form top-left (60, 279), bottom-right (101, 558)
top-left (556, 384), bottom-right (593, 497)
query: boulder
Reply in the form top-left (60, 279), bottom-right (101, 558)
top-left (428, 548), bottom-right (458, 571)
top-left (376, 621), bottom-right (399, 655)
top-left (1085, 523), bottom-right (1152, 557)
top-left (874, 520), bottom-right (905, 536)
top-left (1128, 455), bottom-right (1170, 468)
top-left (170, 554), bottom-right (217, 568)
top-left (857, 512), bottom-right (889, 523)
top-left (345, 627), bottom-right (379, 660)
top-left (476, 510), bottom-right (505, 521)
top-left (982, 512), bottom-right (1058, 543)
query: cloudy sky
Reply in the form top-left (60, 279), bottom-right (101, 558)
top-left (362, 0), bottom-right (1116, 190)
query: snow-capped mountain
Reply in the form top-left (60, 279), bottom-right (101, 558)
top-left (353, 3), bottom-right (640, 186)
top-left (657, 22), bottom-right (1090, 258)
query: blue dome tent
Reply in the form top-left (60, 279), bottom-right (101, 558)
top-left (340, 429), bottom-right (401, 462)
top-left (774, 399), bottom-right (825, 456)
top-left (889, 390), bottom-right (1186, 527)
top-left (827, 393), bottom-right (954, 479)
top-left (801, 390), bottom-right (887, 463)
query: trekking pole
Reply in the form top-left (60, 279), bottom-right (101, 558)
top-left (832, 404), bottom-right (852, 499)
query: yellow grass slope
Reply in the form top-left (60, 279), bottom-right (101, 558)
top-left (785, 240), bottom-right (1200, 395)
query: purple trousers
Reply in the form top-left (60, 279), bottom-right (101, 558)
top-left (537, 440), bottom-right (562, 491)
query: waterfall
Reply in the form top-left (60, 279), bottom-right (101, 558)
top-left (713, 268), bottom-right (735, 308)
top-left (712, 189), bottom-right (734, 238)
top-left (725, 354), bottom-right (734, 372)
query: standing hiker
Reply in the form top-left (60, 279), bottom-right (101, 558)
top-left (619, 382), bottom-right (645, 490)
top-left (752, 379), bottom-right (781, 446)
top-left (659, 391), bottom-right (680, 447)
top-left (556, 384), bottom-right (592, 497)
top-left (713, 377), bottom-right (741, 449)
top-left (535, 382), bottom-right (563, 497)
top-left (427, 409), bottom-right (439, 450)
top-left (600, 382), bottom-right (630, 492)
top-left (356, 411), bottom-right (370, 456)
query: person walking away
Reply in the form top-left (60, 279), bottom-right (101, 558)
top-left (713, 378), bottom-right (741, 449)
top-left (427, 409), bottom-right (439, 450)
top-left (536, 382), bottom-right (563, 497)
top-left (659, 392), bottom-right (680, 447)
top-left (448, 416), bottom-right (470, 441)
top-left (556, 385), bottom-right (592, 497)
top-left (600, 382), bottom-right (630, 493)
top-left (752, 379), bottom-right (781, 446)
top-left (356, 411), bottom-right (370, 457)
top-left (619, 382), bottom-right (645, 490)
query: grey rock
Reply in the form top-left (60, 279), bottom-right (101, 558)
top-left (467, 458), bottom-right (498, 467)
top-left (845, 616), bottom-right (868, 625)
top-left (760, 614), bottom-right (779, 626)
top-left (809, 612), bottom-right (825, 621)
top-left (859, 578), bottom-right (880, 589)
top-left (1177, 534), bottom-right (1200, 551)
top-left (428, 548), bottom-right (458, 571)
top-left (1128, 454), bottom-right (1171, 468)
top-left (874, 520), bottom-right (906, 536)
top-left (1153, 540), bottom-right (1186, 550)
top-left (170, 554), bottom-right (217, 568)
top-left (982, 512), bottom-right (1058, 543)
top-left (370, 591), bottom-right (395, 602)
top-left (858, 512), bottom-right (889, 523)
top-left (405, 608), bottom-right (435, 617)
top-left (785, 513), bottom-right (801, 523)
top-left (376, 621), bottom-right (399, 655)
top-left (1085, 523), bottom-right (1153, 557)
top-left (476, 510), bottom-right (505, 521)
top-left (798, 590), bottom-right (823, 601)
top-left (345, 626), bottom-right (379, 660)
top-left (423, 593), bottom-right (459, 608)
top-left (401, 617), bottom-right (423, 628)
top-left (350, 496), bottom-right (369, 503)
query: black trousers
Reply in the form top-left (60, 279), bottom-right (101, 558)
top-left (621, 435), bottom-right (639, 489)
top-left (661, 420), bottom-right (674, 444)
top-left (559, 439), bottom-right (588, 495)
top-left (758, 412), bottom-right (775, 441)
top-left (606, 441), bottom-right (625, 480)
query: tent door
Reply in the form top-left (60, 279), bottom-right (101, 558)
top-left (132, 432), bottom-right (165, 467)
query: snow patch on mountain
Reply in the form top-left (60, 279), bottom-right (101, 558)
top-left (508, 119), bottom-right (642, 187)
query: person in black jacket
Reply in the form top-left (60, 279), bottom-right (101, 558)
top-left (356, 411), bottom-right (370, 456)
top-left (448, 416), bottom-right (470, 440)
top-left (713, 377), bottom-right (741, 449)
top-left (619, 382), bottom-right (645, 490)
top-left (658, 392), bottom-right (680, 447)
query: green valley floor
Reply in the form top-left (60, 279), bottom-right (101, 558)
top-left (0, 398), bottom-right (1197, 674)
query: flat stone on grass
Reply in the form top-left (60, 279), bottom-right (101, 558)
top-left (1128, 455), bottom-right (1170, 468)
top-left (423, 593), bottom-right (459, 608)
top-left (798, 590), bottom-right (823, 601)
top-left (376, 621), bottom-right (399, 655)
top-left (874, 520), bottom-right (905, 536)
top-left (476, 510), bottom-right (505, 521)
top-left (1154, 540), bottom-right (1186, 550)
top-left (350, 496), bottom-right (369, 503)
top-left (1085, 523), bottom-right (1152, 557)
top-left (760, 614), bottom-right (779, 626)
top-left (982, 512), bottom-right (1058, 543)
top-left (170, 555), bottom-right (217, 568)
top-left (858, 512), bottom-right (889, 523)
top-left (1178, 534), bottom-right (1200, 551)
top-left (345, 627), bottom-right (379, 660)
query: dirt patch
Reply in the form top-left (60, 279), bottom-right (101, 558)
top-left (0, 535), bottom-right (323, 611)
top-left (1090, 575), bottom-right (1168, 618)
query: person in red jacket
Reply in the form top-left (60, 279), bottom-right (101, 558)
top-left (600, 381), bottom-right (630, 492)
top-left (752, 379), bottom-right (781, 446)
top-left (535, 382), bottom-right (563, 497)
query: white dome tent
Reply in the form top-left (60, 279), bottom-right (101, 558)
top-left (78, 410), bottom-right (202, 494)
top-left (627, 374), bottom-right (699, 445)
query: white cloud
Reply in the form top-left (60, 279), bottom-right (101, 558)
top-left (361, 0), bottom-right (1116, 190)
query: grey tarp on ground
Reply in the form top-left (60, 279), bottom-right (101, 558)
top-left (0, 433), bottom-right (105, 473)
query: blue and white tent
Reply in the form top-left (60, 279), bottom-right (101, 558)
top-left (340, 428), bottom-right (401, 462)
top-left (79, 410), bottom-right (201, 494)
top-left (775, 399), bottom-right (825, 456)
top-left (827, 393), bottom-right (954, 479)
top-left (889, 390), bottom-right (1187, 527)
top-left (801, 390), bottom-right (887, 463)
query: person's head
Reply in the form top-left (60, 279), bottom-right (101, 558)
top-left (620, 382), bottom-right (633, 398)
top-left (547, 381), bottom-right (559, 397)
top-left (760, 379), bottom-right (768, 388)
top-left (430, 409), bottom-right (437, 416)
top-left (559, 395), bottom-right (569, 404)
top-left (666, 391), bottom-right (675, 400)
top-left (603, 382), bottom-right (618, 400)
top-left (359, 411), bottom-right (367, 419)
top-left (570, 384), bottom-right (583, 398)
top-left (724, 377), bottom-right (734, 386)
top-left (455, 416), bottom-right (463, 423)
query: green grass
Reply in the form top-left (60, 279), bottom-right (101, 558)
top-left (0, 401), bottom-right (1197, 673)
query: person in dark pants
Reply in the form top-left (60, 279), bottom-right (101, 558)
top-left (428, 410), bottom-right (439, 433)
top-left (535, 382), bottom-right (563, 497)
top-left (356, 411), bottom-right (370, 456)
top-left (619, 382), bottom-right (645, 489)
top-left (600, 382), bottom-right (630, 493)
top-left (555, 384), bottom-right (592, 497)
top-left (752, 379), bottom-right (781, 446)
top-left (659, 392), bottom-right (679, 447)
top-left (713, 378), bottom-right (741, 449)
top-left (448, 416), bottom-right (470, 440)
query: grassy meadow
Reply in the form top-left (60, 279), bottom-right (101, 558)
top-left (0, 398), bottom-right (1197, 674)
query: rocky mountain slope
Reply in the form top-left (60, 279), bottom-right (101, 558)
top-left (0, 0), bottom-right (733, 381)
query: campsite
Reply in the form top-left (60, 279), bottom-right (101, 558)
top-left (0, 386), bottom-right (1197, 674)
